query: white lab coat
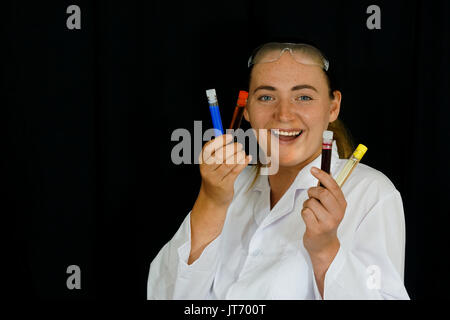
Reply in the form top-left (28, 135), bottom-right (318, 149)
top-left (148, 141), bottom-right (410, 300)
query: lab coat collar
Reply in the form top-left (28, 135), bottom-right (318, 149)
top-left (252, 141), bottom-right (341, 226)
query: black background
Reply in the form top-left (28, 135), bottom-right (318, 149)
top-left (3, 0), bottom-right (450, 300)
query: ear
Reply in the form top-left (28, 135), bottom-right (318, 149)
top-left (243, 106), bottom-right (250, 122)
top-left (329, 90), bottom-right (342, 123)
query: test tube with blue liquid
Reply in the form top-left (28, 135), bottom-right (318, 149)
top-left (206, 89), bottom-right (224, 137)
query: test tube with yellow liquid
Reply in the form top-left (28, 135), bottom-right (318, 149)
top-left (335, 144), bottom-right (368, 188)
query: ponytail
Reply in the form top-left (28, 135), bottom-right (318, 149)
top-left (327, 118), bottom-right (355, 159)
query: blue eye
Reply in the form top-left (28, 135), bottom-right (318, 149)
top-left (258, 95), bottom-right (273, 102)
top-left (298, 95), bottom-right (312, 101)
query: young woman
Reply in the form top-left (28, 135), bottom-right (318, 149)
top-left (147, 42), bottom-right (410, 299)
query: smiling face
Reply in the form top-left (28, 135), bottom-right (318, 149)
top-left (244, 50), bottom-right (341, 170)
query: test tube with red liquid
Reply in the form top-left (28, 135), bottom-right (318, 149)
top-left (320, 130), bottom-right (333, 187)
top-left (229, 90), bottom-right (248, 131)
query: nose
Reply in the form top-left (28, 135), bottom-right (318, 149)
top-left (274, 98), bottom-right (296, 122)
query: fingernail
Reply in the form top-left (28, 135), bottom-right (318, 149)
top-left (311, 167), bottom-right (319, 174)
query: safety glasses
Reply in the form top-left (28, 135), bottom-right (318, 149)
top-left (247, 42), bottom-right (329, 71)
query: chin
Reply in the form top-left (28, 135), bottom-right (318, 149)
top-left (277, 156), bottom-right (308, 168)
top-left (276, 146), bottom-right (316, 168)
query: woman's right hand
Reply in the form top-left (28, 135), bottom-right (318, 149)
top-left (198, 134), bottom-right (252, 207)
top-left (188, 134), bottom-right (251, 264)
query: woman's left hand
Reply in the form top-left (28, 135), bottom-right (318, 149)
top-left (301, 166), bottom-right (347, 262)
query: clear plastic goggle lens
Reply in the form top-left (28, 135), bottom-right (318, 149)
top-left (248, 42), bottom-right (329, 71)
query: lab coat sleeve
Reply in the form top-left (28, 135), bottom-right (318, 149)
top-left (147, 212), bottom-right (221, 299)
top-left (314, 190), bottom-right (410, 300)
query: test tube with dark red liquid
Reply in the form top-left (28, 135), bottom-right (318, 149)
top-left (320, 130), bottom-right (333, 187)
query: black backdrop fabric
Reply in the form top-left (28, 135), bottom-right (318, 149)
top-left (3, 0), bottom-right (450, 300)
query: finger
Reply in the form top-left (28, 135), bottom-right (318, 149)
top-left (310, 166), bottom-right (346, 208)
top-left (222, 154), bottom-right (252, 182)
top-left (219, 150), bottom-right (246, 177)
top-left (214, 142), bottom-right (243, 164)
top-left (303, 198), bottom-right (329, 223)
top-left (201, 134), bottom-right (233, 163)
top-left (307, 186), bottom-right (340, 214)
top-left (206, 143), bottom-right (241, 169)
top-left (223, 144), bottom-right (246, 165)
top-left (203, 155), bottom-right (221, 169)
top-left (301, 207), bottom-right (319, 229)
top-left (201, 135), bottom-right (233, 169)
top-left (215, 149), bottom-right (246, 175)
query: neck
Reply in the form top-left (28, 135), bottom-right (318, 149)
top-left (268, 147), bottom-right (322, 209)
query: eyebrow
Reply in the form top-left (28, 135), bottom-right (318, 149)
top-left (253, 84), bottom-right (318, 94)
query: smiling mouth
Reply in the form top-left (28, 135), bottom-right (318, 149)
top-left (271, 128), bottom-right (303, 142)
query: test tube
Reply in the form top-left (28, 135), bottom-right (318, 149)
top-left (229, 90), bottom-right (248, 131)
top-left (335, 144), bottom-right (368, 188)
top-left (320, 130), bottom-right (333, 187)
top-left (206, 89), bottom-right (224, 137)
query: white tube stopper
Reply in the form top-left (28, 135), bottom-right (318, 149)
top-left (323, 130), bottom-right (333, 140)
top-left (206, 89), bottom-right (217, 104)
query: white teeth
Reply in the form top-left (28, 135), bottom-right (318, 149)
top-left (272, 129), bottom-right (302, 136)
